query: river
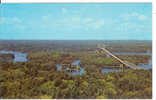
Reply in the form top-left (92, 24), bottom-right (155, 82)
top-left (0, 50), bottom-right (27, 62)
top-left (57, 52), bottom-right (152, 75)
top-left (0, 50), bottom-right (152, 74)
top-left (57, 60), bottom-right (84, 75)
top-left (102, 52), bottom-right (152, 73)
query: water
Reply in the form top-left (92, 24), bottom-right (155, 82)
top-left (102, 68), bottom-right (120, 73)
top-left (72, 60), bottom-right (80, 65)
top-left (57, 52), bottom-right (152, 74)
top-left (0, 50), bottom-right (27, 62)
top-left (0, 50), bottom-right (152, 73)
top-left (70, 67), bottom-right (84, 75)
top-left (137, 59), bottom-right (152, 70)
top-left (113, 52), bottom-right (152, 56)
top-left (102, 52), bottom-right (152, 73)
top-left (57, 60), bottom-right (84, 75)
top-left (56, 64), bottom-right (61, 71)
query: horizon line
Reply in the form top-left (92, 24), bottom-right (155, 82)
top-left (0, 39), bottom-right (152, 41)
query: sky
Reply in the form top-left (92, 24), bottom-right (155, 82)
top-left (0, 3), bottom-right (152, 40)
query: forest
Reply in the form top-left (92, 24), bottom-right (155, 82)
top-left (0, 40), bottom-right (152, 99)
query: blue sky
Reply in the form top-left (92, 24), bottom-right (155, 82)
top-left (0, 3), bottom-right (152, 40)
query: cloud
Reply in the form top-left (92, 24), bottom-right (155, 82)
top-left (67, 17), bottom-right (104, 30)
top-left (12, 17), bottom-right (22, 23)
top-left (0, 17), bottom-right (22, 24)
top-left (116, 12), bottom-right (150, 33)
top-left (115, 22), bottom-right (134, 32)
top-left (58, 17), bottom-right (105, 31)
top-left (120, 12), bottom-right (148, 21)
top-left (88, 19), bottom-right (105, 29)
top-left (42, 15), bottom-right (50, 21)
top-left (0, 18), bottom-right (6, 24)
top-left (50, 16), bottom-right (105, 31)
top-left (84, 18), bottom-right (93, 23)
top-left (41, 14), bottom-right (54, 23)
top-left (131, 12), bottom-right (139, 16)
top-left (71, 17), bottom-right (81, 22)
top-left (14, 24), bottom-right (26, 30)
top-left (62, 8), bottom-right (68, 14)
top-left (115, 21), bottom-right (149, 33)
top-left (0, 17), bottom-right (26, 31)
top-left (138, 15), bottom-right (147, 20)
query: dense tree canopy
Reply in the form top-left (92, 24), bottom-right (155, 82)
top-left (0, 51), bottom-right (152, 99)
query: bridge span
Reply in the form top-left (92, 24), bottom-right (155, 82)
top-left (97, 45), bottom-right (140, 70)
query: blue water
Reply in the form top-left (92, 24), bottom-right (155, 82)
top-left (0, 50), bottom-right (27, 62)
top-left (70, 67), bottom-right (84, 75)
top-left (137, 59), bottom-right (152, 70)
top-left (72, 60), bottom-right (80, 65)
top-left (57, 60), bottom-right (84, 75)
top-left (113, 52), bottom-right (152, 56)
top-left (57, 64), bottom-right (61, 71)
top-left (0, 50), bottom-right (152, 73)
top-left (57, 52), bottom-right (152, 74)
top-left (102, 68), bottom-right (120, 73)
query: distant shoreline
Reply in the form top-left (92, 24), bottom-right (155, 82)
top-left (0, 40), bottom-right (152, 41)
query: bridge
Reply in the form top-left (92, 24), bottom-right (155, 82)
top-left (97, 45), bottom-right (140, 70)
